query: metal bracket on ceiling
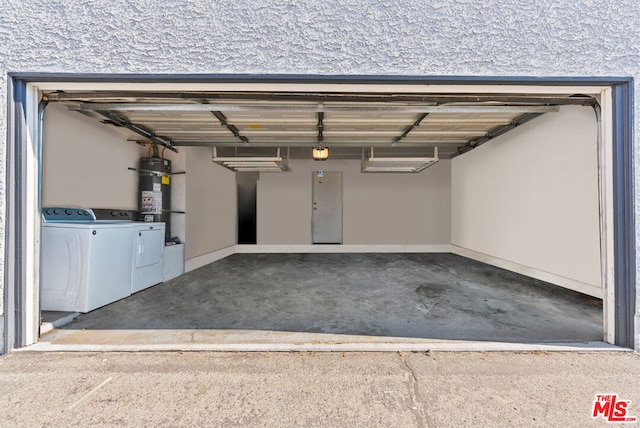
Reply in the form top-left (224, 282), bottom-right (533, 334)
top-left (317, 112), bottom-right (324, 145)
top-left (211, 111), bottom-right (249, 145)
top-left (93, 110), bottom-right (178, 153)
top-left (467, 112), bottom-right (546, 148)
top-left (391, 113), bottom-right (429, 146)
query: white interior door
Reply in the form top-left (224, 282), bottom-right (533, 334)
top-left (312, 171), bottom-right (343, 244)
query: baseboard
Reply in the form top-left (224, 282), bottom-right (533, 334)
top-left (451, 245), bottom-right (603, 298)
top-left (185, 244), bottom-right (451, 272)
top-left (185, 245), bottom-right (237, 272)
top-left (236, 244), bottom-right (453, 253)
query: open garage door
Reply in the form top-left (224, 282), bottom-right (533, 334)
top-left (4, 76), bottom-right (635, 352)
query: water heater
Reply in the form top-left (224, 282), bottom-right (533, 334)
top-left (138, 156), bottom-right (171, 241)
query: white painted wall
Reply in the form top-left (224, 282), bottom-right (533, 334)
top-left (257, 159), bottom-right (451, 245)
top-left (42, 103), bottom-right (145, 209)
top-left (451, 106), bottom-right (602, 292)
top-left (185, 148), bottom-right (237, 259)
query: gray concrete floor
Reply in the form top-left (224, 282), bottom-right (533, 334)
top-left (39, 253), bottom-right (602, 348)
top-left (2, 351), bottom-right (638, 427)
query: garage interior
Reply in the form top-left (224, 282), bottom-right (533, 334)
top-left (34, 86), bottom-right (606, 350)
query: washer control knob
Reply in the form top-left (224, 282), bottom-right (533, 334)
top-left (53, 209), bottom-right (60, 215)
top-left (65, 209), bottom-right (72, 215)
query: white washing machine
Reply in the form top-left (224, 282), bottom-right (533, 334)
top-left (41, 208), bottom-right (135, 312)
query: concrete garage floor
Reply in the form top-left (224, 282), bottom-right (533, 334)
top-left (34, 253), bottom-right (604, 351)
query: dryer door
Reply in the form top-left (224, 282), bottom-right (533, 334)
top-left (136, 228), bottom-right (164, 268)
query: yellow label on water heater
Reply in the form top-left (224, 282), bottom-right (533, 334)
top-left (162, 176), bottom-right (170, 185)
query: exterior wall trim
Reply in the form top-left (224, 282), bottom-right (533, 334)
top-left (612, 81), bottom-right (636, 348)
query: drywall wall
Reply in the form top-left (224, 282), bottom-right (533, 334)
top-left (451, 106), bottom-right (601, 291)
top-left (256, 161), bottom-right (313, 245)
top-left (185, 148), bottom-right (237, 259)
top-left (42, 103), bottom-right (145, 209)
top-left (257, 159), bottom-right (451, 245)
top-left (345, 160), bottom-right (451, 245)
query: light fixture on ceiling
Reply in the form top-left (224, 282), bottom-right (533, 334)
top-left (361, 147), bottom-right (439, 173)
top-left (212, 147), bottom-right (289, 172)
top-left (312, 146), bottom-right (329, 161)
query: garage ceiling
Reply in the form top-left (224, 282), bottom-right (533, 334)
top-left (44, 90), bottom-right (596, 160)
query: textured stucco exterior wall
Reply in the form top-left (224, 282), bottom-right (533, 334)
top-left (1, 0), bottom-right (639, 348)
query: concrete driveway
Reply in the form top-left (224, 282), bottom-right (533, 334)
top-left (1, 351), bottom-right (638, 427)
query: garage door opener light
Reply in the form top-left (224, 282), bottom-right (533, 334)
top-left (312, 146), bottom-right (329, 161)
